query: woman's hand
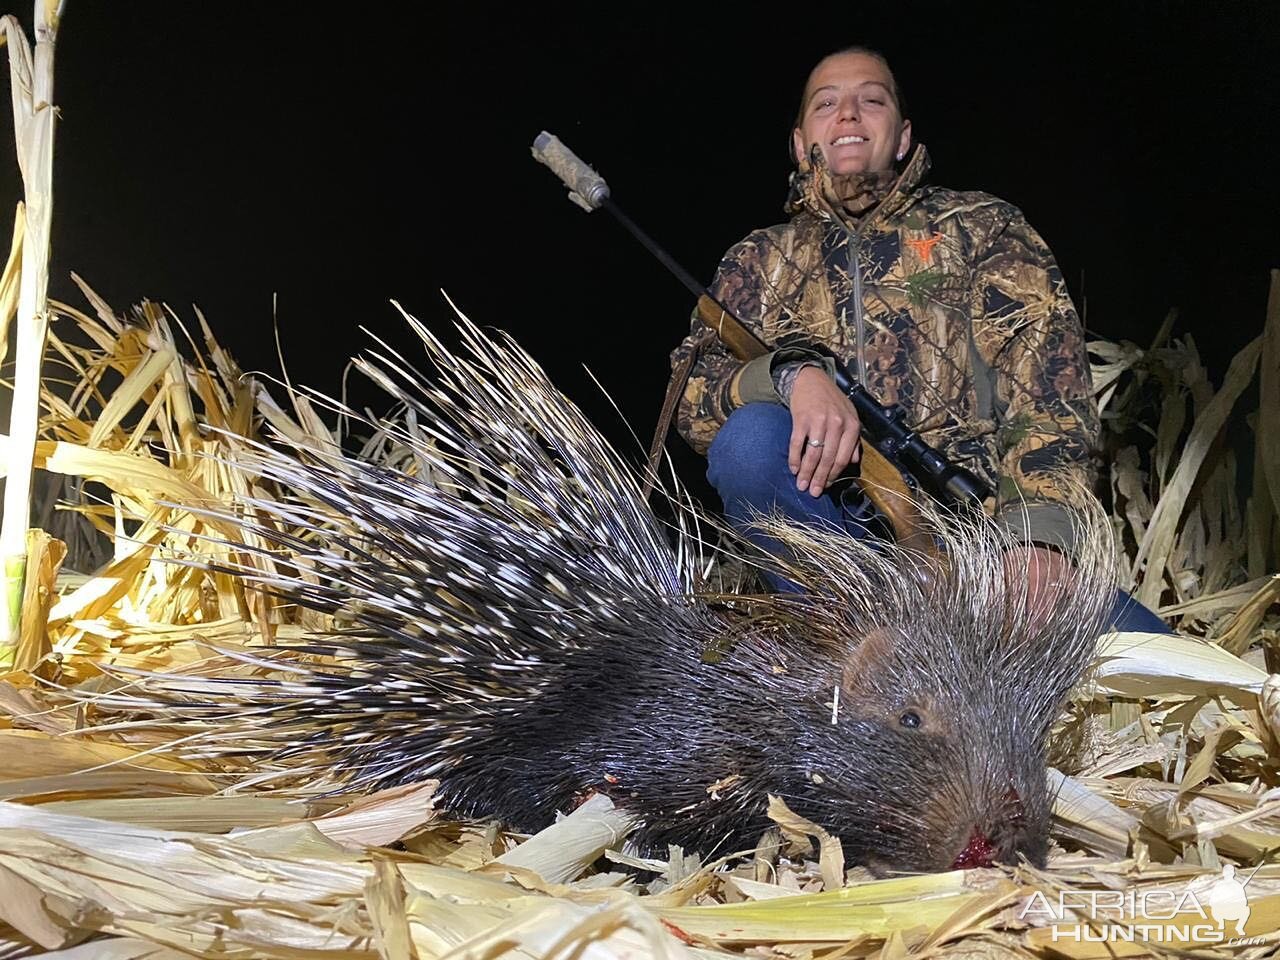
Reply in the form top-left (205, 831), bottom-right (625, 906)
top-left (788, 366), bottom-right (862, 496)
top-left (1002, 545), bottom-right (1073, 630)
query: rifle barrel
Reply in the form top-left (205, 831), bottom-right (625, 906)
top-left (602, 200), bottom-right (707, 301)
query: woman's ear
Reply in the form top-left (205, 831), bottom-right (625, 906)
top-left (792, 127), bottom-right (807, 166)
top-left (896, 119), bottom-right (913, 162)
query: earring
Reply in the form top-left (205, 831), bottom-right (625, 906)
top-left (896, 151), bottom-right (905, 160)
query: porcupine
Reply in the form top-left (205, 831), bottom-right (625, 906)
top-left (116, 301), bottom-right (1117, 875)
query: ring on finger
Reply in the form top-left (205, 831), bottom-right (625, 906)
top-left (806, 438), bottom-right (825, 448)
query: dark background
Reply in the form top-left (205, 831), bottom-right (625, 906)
top-left (2, 2), bottom-right (1276, 504)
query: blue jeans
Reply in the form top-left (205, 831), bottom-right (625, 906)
top-left (707, 403), bottom-right (1170, 634)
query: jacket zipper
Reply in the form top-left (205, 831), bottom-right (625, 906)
top-left (821, 150), bottom-right (915, 389)
top-left (847, 229), bottom-right (866, 383)
top-left (819, 192), bottom-right (869, 384)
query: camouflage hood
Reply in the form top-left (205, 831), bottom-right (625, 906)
top-left (784, 142), bottom-right (931, 226)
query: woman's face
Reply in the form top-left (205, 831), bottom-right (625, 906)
top-left (793, 53), bottom-right (911, 176)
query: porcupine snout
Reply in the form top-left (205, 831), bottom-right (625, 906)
top-left (783, 654), bottom-right (1070, 875)
top-left (783, 671), bottom-right (1057, 874)
top-left (925, 729), bottom-right (1058, 871)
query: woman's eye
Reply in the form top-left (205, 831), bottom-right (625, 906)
top-left (900, 710), bottom-right (922, 729)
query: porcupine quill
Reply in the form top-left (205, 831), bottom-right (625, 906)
top-left (91, 298), bottom-right (1117, 874)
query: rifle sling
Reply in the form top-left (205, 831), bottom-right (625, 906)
top-left (644, 325), bottom-right (715, 501)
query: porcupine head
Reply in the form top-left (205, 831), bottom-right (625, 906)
top-left (744, 496), bottom-right (1116, 876)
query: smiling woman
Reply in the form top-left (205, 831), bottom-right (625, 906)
top-left (665, 45), bottom-right (1171, 635)
top-left (791, 47), bottom-right (912, 176)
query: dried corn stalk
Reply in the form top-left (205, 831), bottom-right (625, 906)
top-left (0, 2), bottom-right (62, 662)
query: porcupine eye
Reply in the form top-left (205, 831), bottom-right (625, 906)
top-left (899, 710), bottom-right (922, 729)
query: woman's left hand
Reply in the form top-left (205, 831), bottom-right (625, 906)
top-left (1002, 545), bottom-right (1074, 630)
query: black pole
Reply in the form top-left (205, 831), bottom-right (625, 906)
top-left (601, 199), bottom-right (707, 302)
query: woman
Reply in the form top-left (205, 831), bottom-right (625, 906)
top-left (669, 46), bottom-right (1167, 632)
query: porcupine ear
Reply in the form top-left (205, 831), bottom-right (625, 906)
top-left (840, 628), bottom-right (897, 705)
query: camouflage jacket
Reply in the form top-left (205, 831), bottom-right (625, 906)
top-left (670, 143), bottom-right (1099, 553)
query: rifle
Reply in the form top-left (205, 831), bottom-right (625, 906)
top-left (531, 131), bottom-right (991, 546)
top-left (688, 294), bottom-right (991, 506)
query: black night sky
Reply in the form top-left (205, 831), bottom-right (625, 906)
top-left (2, 2), bottom-right (1277, 504)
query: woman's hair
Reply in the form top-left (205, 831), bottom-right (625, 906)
top-left (789, 45), bottom-right (909, 165)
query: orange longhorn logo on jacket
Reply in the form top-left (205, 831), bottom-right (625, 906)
top-left (905, 231), bottom-right (945, 259)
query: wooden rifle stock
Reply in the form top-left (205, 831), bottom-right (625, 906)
top-left (693, 294), bottom-right (935, 554)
